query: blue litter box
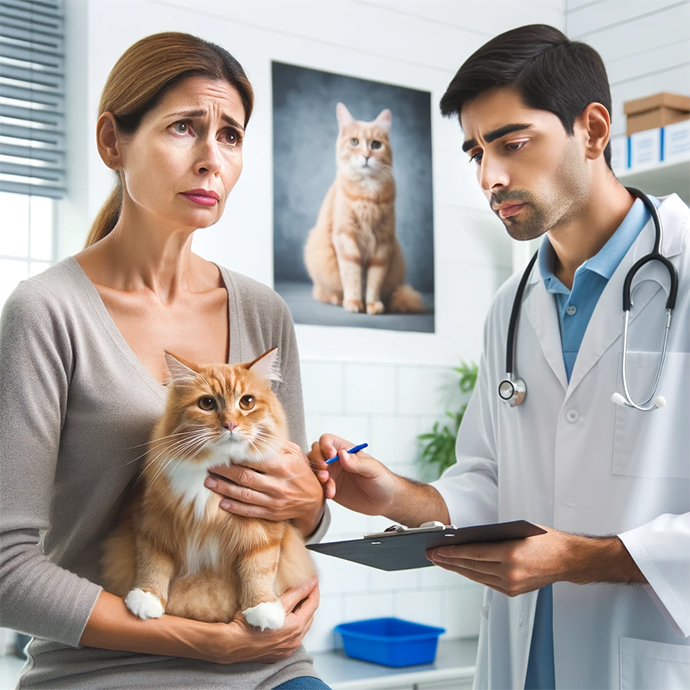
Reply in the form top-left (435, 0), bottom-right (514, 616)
top-left (334, 617), bottom-right (446, 667)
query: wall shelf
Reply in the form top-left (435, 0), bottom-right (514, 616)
top-left (616, 157), bottom-right (690, 203)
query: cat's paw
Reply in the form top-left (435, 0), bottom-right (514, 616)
top-left (366, 301), bottom-right (385, 314)
top-left (242, 600), bottom-right (286, 631)
top-left (343, 299), bottom-right (363, 313)
top-left (125, 588), bottom-right (165, 620)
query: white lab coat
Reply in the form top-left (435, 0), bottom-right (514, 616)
top-left (432, 194), bottom-right (690, 690)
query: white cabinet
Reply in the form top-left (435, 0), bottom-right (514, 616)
top-left (416, 679), bottom-right (473, 690)
top-left (312, 638), bottom-right (477, 690)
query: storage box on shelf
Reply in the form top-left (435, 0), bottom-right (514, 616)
top-left (624, 92), bottom-right (690, 137)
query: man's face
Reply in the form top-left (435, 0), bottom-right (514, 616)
top-left (460, 87), bottom-right (590, 241)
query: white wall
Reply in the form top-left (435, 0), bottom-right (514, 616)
top-left (58, 0), bottom-right (565, 653)
top-left (566, 0), bottom-right (690, 138)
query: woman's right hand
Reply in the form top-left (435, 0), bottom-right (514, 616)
top-left (205, 577), bottom-right (320, 664)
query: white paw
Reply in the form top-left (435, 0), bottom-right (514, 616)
top-left (125, 588), bottom-right (165, 620)
top-left (242, 600), bottom-right (285, 631)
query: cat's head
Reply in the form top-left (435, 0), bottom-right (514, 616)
top-left (335, 103), bottom-right (393, 181)
top-left (155, 348), bottom-right (288, 467)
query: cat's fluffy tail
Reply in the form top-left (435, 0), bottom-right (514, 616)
top-left (388, 284), bottom-right (426, 313)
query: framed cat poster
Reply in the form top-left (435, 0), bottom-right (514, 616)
top-left (272, 61), bottom-right (435, 334)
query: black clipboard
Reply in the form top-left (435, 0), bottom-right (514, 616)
top-left (307, 520), bottom-right (546, 571)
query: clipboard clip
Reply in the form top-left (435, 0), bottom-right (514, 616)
top-left (363, 520), bottom-right (449, 539)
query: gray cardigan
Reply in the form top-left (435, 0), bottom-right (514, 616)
top-left (0, 257), bottom-right (328, 689)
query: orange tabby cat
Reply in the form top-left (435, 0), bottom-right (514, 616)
top-left (304, 102), bottom-right (425, 315)
top-left (101, 348), bottom-right (316, 630)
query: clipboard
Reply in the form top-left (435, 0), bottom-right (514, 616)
top-left (306, 520), bottom-right (546, 571)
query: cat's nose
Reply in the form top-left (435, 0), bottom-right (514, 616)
top-left (224, 422), bottom-right (239, 432)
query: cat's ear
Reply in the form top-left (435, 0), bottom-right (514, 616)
top-left (246, 347), bottom-right (282, 383)
top-left (336, 102), bottom-right (355, 129)
top-left (164, 352), bottom-right (199, 385)
top-left (374, 109), bottom-right (392, 132)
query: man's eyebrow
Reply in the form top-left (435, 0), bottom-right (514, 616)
top-left (167, 109), bottom-right (244, 132)
top-left (462, 123), bottom-right (533, 153)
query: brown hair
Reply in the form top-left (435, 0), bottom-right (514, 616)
top-left (85, 32), bottom-right (254, 248)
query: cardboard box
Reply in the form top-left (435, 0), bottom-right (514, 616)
top-left (624, 92), bottom-right (690, 137)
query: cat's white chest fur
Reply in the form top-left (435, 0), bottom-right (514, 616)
top-left (185, 533), bottom-right (221, 575)
top-left (163, 441), bottom-right (237, 521)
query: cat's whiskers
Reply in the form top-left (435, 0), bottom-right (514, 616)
top-left (119, 427), bottom-right (210, 467)
top-left (148, 433), bottom-right (217, 484)
top-left (248, 431), bottom-right (282, 460)
top-left (137, 431), bottom-right (216, 487)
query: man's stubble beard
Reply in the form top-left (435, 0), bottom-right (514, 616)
top-left (499, 140), bottom-right (589, 242)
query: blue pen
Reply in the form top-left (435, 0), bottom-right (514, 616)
top-left (326, 443), bottom-right (368, 464)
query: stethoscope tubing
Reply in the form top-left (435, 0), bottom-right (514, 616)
top-left (501, 187), bottom-right (677, 411)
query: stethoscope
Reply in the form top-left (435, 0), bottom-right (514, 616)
top-left (498, 187), bottom-right (679, 412)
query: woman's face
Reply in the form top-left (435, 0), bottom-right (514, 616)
top-left (116, 75), bottom-right (246, 231)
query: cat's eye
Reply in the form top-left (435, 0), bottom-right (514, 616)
top-left (370, 140), bottom-right (382, 150)
top-left (198, 396), bottom-right (217, 411)
top-left (239, 395), bottom-right (255, 411)
top-left (350, 137), bottom-right (359, 146)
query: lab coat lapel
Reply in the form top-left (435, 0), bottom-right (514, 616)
top-left (566, 195), bottom-right (686, 398)
top-left (523, 275), bottom-right (568, 392)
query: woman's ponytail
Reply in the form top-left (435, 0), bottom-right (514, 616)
top-left (84, 181), bottom-right (122, 248)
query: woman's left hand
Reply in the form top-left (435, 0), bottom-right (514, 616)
top-left (205, 441), bottom-right (325, 537)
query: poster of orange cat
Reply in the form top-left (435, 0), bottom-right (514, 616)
top-left (272, 61), bottom-right (434, 334)
top-left (304, 103), bottom-right (426, 317)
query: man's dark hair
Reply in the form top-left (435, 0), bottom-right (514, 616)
top-left (440, 24), bottom-right (613, 168)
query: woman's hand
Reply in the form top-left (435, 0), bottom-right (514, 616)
top-left (204, 578), bottom-right (320, 664)
top-left (206, 442), bottom-right (325, 537)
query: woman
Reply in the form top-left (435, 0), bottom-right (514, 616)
top-left (0, 32), bottom-right (330, 690)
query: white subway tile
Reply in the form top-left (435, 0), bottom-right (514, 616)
top-left (304, 594), bottom-right (343, 654)
top-left (312, 550), bottom-right (370, 596)
top-left (397, 365), bottom-right (463, 417)
top-left (317, 415), bottom-right (370, 449)
top-left (300, 361), bottom-right (344, 415)
top-left (344, 364), bottom-right (396, 415)
top-left (326, 501), bottom-right (370, 539)
top-left (304, 413), bottom-right (320, 451)
top-left (369, 565), bottom-right (420, 593)
top-left (370, 416), bottom-right (421, 468)
top-left (341, 592), bottom-right (395, 624)
top-left (442, 584), bottom-right (484, 638)
top-left (394, 589), bottom-right (444, 629)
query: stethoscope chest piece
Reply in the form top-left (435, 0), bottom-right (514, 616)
top-left (498, 377), bottom-right (526, 407)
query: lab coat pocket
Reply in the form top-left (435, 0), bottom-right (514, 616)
top-left (620, 637), bottom-right (690, 689)
top-left (612, 352), bottom-right (690, 478)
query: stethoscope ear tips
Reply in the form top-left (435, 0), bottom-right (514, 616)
top-left (611, 392), bottom-right (667, 409)
top-left (611, 392), bottom-right (627, 406)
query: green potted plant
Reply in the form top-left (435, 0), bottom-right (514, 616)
top-left (417, 362), bottom-right (478, 479)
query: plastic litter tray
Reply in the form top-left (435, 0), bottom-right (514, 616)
top-left (334, 617), bottom-right (446, 667)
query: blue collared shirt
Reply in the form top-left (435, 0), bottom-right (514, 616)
top-left (524, 196), bottom-right (654, 690)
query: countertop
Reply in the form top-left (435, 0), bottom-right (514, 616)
top-left (311, 637), bottom-right (478, 690)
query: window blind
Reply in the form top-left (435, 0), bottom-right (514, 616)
top-left (0, 0), bottom-right (65, 198)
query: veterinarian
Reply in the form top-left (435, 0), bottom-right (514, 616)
top-left (0, 32), bottom-right (331, 690)
top-left (310, 24), bottom-right (690, 689)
